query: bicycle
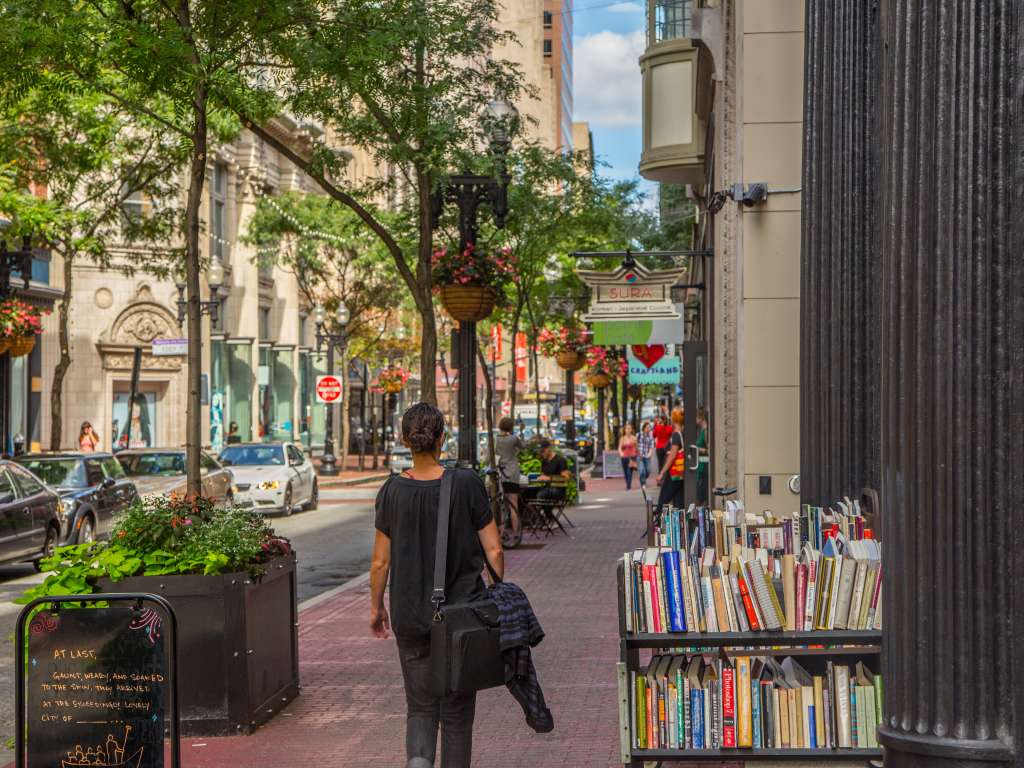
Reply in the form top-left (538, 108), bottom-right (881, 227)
top-left (483, 467), bottom-right (523, 549)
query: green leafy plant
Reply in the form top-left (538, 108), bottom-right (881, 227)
top-left (17, 496), bottom-right (291, 604)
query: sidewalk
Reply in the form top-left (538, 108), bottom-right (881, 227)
top-left (171, 487), bottom-right (646, 767)
top-left (312, 454), bottom-right (391, 488)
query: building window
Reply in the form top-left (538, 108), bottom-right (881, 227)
top-left (298, 314), bottom-right (308, 347)
top-left (653, 0), bottom-right (692, 43)
top-left (543, 10), bottom-right (552, 28)
top-left (120, 188), bottom-right (147, 236)
top-left (209, 162), bottom-right (228, 262)
top-left (259, 307), bottom-right (272, 340)
top-left (543, 39), bottom-right (553, 57)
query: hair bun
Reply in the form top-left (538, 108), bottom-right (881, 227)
top-left (400, 402), bottom-right (446, 455)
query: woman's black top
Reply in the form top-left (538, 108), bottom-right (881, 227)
top-left (374, 468), bottom-right (492, 645)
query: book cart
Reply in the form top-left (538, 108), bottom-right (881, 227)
top-left (616, 501), bottom-right (883, 766)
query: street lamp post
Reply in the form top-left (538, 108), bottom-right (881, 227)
top-left (176, 260), bottom-right (224, 327)
top-left (0, 233), bottom-right (34, 456)
top-left (431, 95), bottom-right (518, 466)
top-left (314, 302), bottom-right (350, 477)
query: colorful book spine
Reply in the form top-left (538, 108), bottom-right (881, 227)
top-left (663, 550), bottom-right (686, 632)
top-left (721, 664), bottom-right (736, 748)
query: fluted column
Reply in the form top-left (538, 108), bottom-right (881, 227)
top-left (800, 0), bottom-right (881, 507)
top-left (875, 0), bottom-right (1022, 765)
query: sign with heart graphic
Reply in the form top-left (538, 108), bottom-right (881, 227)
top-left (626, 347), bottom-right (681, 384)
top-left (631, 344), bottom-right (667, 369)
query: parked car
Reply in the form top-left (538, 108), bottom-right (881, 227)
top-left (117, 448), bottom-right (233, 503)
top-left (0, 460), bottom-right (64, 565)
top-left (389, 445), bottom-right (414, 475)
top-left (15, 453), bottom-right (138, 544)
top-left (218, 442), bottom-right (316, 515)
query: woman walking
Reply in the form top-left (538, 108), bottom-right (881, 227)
top-left (655, 407), bottom-right (686, 512)
top-left (369, 403), bottom-right (504, 768)
top-left (618, 423), bottom-right (639, 490)
top-left (652, 415), bottom-right (673, 474)
top-left (78, 422), bottom-right (100, 452)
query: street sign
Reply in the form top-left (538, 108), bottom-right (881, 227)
top-left (591, 305), bottom-right (687, 345)
top-left (315, 375), bottom-right (343, 404)
top-left (151, 338), bottom-right (188, 356)
top-left (578, 261), bottom-right (687, 322)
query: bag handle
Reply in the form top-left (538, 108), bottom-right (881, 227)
top-left (432, 470), bottom-right (501, 617)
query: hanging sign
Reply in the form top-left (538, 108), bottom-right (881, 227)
top-left (578, 261), bottom-right (687, 322)
top-left (591, 305), bottom-right (687, 346)
top-left (627, 345), bottom-right (681, 385)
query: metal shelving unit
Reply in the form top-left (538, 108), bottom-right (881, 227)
top-left (616, 562), bottom-right (883, 766)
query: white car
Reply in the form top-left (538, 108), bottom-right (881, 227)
top-left (217, 442), bottom-right (317, 516)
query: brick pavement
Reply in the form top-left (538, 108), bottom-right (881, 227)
top-left (168, 486), bottom-right (647, 768)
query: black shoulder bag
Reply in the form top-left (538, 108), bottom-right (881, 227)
top-left (429, 470), bottom-right (506, 696)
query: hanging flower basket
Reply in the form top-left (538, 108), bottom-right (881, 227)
top-left (432, 243), bottom-right (515, 322)
top-left (556, 350), bottom-right (586, 371)
top-left (8, 335), bottom-right (36, 358)
top-left (586, 345), bottom-right (628, 387)
top-left (587, 372), bottom-right (611, 390)
top-left (437, 284), bottom-right (498, 322)
top-left (378, 366), bottom-right (409, 394)
top-left (0, 338), bottom-right (12, 356)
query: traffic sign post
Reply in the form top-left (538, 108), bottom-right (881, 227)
top-left (315, 375), bottom-right (343, 404)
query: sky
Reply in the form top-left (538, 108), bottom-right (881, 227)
top-left (570, 1), bottom-right (656, 204)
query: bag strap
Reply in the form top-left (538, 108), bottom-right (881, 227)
top-left (432, 469), bottom-right (454, 614)
top-left (432, 470), bottom-right (503, 617)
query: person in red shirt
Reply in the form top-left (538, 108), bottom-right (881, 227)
top-left (652, 415), bottom-right (674, 475)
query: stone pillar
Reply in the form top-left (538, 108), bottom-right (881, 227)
top-left (873, 1), bottom-right (1022, 765)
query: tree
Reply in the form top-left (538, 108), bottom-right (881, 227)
top-left (243, 191), bottom-right (402, 467)
top-left (0, 77), bottom-right (184, 449)
top-left (1, 0), bottom-right (313, 494)
top-left (237, 0), bottom-right (525, 406)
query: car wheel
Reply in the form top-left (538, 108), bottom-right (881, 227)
top-left (304, 481), bottom-right (319, 511)
top-left (34, 526), bottom-right (59, 572)
top-left (78, 515), bottom-right (96, 544)
top-left (282, 484), bottom-right (294, 516)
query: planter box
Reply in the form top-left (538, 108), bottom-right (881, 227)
top-left (97, 555), bottom-right (299, 736)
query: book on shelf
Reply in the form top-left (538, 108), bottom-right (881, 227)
top-left (623, 539), bottom-right (882, 637)
top-left (632, 653), bottom-right (882, 752)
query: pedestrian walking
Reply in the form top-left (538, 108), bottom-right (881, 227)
top-left (494, 416), bottom-right (523, 536)
top-left (652, 415), bottom-right (673, 474)
top-left (618, 423), bottom-right (638, 490)
top-left (637, 421), bottom-right (654, 488)
top-left (369, 402), bottom-right (504, 768)
top-left (655, 407), bottom-right (686, 512)
top-left (78, 422), bottom-right (100, 452)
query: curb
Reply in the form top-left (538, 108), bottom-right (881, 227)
top-left (316, 473), bottom-right (389, 488)
top-left (298, 571), bottom-right (370, 613)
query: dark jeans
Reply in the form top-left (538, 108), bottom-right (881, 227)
top-left (637, 456), bottom-right (651, 486)
top-left (398, 643), bottom-right (476, 768)
top-left (621, 457), bottom-right (635, 490)
top-left (656, 476), bottom-right (685, 513)
top-left (655, 447), bottom-right (668, 475)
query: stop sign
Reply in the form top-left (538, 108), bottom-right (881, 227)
top-left (315, 374), bottom-right (343, 404)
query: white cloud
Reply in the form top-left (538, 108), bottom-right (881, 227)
top-left (573, 29), bottom-right (645, 128)
top-left (607, 2), bottom-right (644, 12)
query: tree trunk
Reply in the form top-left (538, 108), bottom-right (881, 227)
top-left (525, 300), bottom-right (542, 430)
top-left (508, 304), bottom-right (523, 416)
top-left (476, 338), bottom-right (496, 469)
top-left (370, 395), bottom-right (379, 471)
top-left (416, 171), bottom-right (437, 405)
top-left (49, 248), bottom-right (74, 451)
top-left (184, 85), bottom-right (208, 498)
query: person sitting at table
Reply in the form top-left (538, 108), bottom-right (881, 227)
top-left (523, 439), bottom-right (571, 506)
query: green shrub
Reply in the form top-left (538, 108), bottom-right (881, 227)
top-left (18, 495), bottom-right (291, 604)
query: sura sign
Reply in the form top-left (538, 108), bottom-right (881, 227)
top-left (578, 261), bottom-right (686, 322)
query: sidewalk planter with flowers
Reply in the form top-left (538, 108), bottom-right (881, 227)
top-left (537, 327), bottom-right (590, 371)
top-left (0, 298), bottom-right (45, 358)
top-left (432, 244), bottom-right (515, 322)
top-left (586, 346), bottom-right (628, 390)
top-left (378, 366), bottom-right (409, 394)
top-left (18, 495), bottom-right (299, 736)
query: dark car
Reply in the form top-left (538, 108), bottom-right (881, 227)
top-left (0, 459), bottom-right (64, 564)
top-left (16, 453), bottom-right (138, 545)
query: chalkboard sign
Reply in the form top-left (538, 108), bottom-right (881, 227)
top-left (26, 605), bottom-right (167, 768)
